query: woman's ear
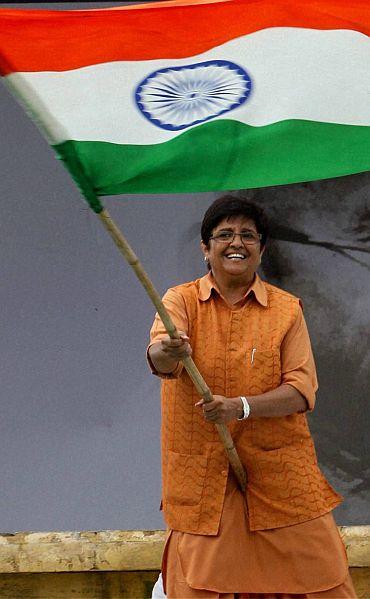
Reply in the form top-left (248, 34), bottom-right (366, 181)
top-left (201, 241), bottom-right (211, 269)
top-left (200, 240), bottom-right (208, 260)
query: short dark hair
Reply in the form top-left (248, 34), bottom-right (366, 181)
top-left (201, 194), bottom-right (269, 248)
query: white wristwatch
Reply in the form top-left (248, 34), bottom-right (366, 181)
top-left (237, 396), bottom-right (251, 420)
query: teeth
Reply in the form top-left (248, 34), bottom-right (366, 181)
top-left (227, 254), bottom-right (245, 259)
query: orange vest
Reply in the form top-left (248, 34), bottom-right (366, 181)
top-left (161, 279), bottom-right (341, 534)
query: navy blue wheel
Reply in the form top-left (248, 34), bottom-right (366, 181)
top-left (135, 60), bottom-right (252, 131)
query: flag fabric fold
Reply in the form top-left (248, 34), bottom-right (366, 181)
top-left (1, 0), bottom-right (370, 205)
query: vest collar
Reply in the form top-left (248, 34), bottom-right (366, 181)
top-left (199, 272), bottom-right (268, 307)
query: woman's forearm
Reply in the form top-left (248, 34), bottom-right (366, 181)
top-left (247, 384), bottom-right (308, 418)
top-left (197, 384), bottom-right (309, 424)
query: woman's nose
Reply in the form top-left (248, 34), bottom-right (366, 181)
top-left (230, 233), bottom-right (244, 246)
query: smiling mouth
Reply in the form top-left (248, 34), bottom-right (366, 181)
top-left (225, 253), bottom-right (246, 260)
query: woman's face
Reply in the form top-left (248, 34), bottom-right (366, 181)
top-left (201, 215), bottom-right (264, 284)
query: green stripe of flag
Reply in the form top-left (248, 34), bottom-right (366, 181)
top-left (55, 119), bottom-right (370, 202)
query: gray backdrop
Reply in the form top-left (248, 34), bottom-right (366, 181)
top-left (0, 2), bottom-right (369, 533)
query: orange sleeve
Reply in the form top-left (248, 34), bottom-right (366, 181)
top-left (280, 305), bottom-right (318, 411)
top-left (147, 287), bottom-right (189, 379)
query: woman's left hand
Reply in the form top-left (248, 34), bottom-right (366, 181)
top-left (195, 395), bottom-right (243, 424)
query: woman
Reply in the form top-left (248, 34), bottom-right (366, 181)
top-left (148, 195), bottom-right (356, 598)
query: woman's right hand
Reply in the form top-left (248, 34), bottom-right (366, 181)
top-left (160, 331), bottom-right (192, 360)
top-left (149, 331), bottom-right (192, 374)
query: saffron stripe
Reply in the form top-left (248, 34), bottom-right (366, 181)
top-left (0, 0), bottom-right (370, 74)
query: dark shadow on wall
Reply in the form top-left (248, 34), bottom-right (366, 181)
top-left (246, 175), bottom-right (370, 524)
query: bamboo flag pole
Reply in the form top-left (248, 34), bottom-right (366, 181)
top-left (98, 208), bottom-right (247, 493)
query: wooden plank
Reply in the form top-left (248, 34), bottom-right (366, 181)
top-left (0, 571), bottom-right (159, 599)
top-left (339, 526), bottom-right (370, 567)
top-left (0, 527), bottom-right (368, 574)
top-left (0, 569), bottom-right (368, 599)
top-left (349, 567), bottom-right (370, 599)
top-left (0, 530), bottom-right (165, 574)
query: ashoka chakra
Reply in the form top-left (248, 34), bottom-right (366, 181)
top-left (135, 60), bottom-right (252, 131)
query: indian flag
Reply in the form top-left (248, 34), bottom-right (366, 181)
top-left (1, 0), bottom-right (370, 211)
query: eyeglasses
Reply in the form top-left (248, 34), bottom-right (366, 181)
top-left (209, 231), bottom-right (262, 245)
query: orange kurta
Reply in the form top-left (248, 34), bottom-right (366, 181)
top-left (148, 273), bottom-right (352, 595)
